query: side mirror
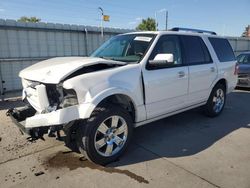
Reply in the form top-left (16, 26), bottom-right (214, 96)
top-left (148, 54), bottom-right (174, 67)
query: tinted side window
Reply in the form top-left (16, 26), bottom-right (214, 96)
top-left (181, 36), bottom-right (212, 65)
top-left (147, 35), bottom-right (182, 69)
top-left (209, 38), bottom-right (236, 62)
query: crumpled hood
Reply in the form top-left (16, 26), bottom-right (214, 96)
top-left (19, 57), bottom-right (126, 84)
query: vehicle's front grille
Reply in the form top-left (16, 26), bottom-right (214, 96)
top-left (45, 84), bottom-right (61, 106)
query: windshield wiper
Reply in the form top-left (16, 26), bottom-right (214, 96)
top-left (98, 56), bottom-right (130, 65)
top-left (99, 56), bottom-right (115, 61)
top-left (98, 56), bottom-right (140, 64)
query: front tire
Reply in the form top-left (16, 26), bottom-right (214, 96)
top-left (204, 83), bottom-right (226, 117)
top-left (76, 105), bottom-right (133, 165)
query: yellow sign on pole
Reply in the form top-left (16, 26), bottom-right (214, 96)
top-left (103, 15), bottom-right (110, 22)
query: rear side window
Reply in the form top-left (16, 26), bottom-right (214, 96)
top-left (209, 38), bottom-right (235, 62)
top-left (181, 36), bottom-right (212, 65)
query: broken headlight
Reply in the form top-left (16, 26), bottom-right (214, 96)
top-left (59, 89), bottom-right (78, 108)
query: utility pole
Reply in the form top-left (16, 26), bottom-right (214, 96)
top-left (98, 7), bottom-right (104, 38)
top-left (165, 11), bottom-right (168, 30)
top-left (155, 12), bottom-right (158, 31)
top-left (155, 9), bottom-right (167, 31)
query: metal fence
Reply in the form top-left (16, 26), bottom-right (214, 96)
top-left (0, 19), bottom-right (132, 96)
top-left (0, 19), bottom-right (250, 97)
top-left (228, 37), bottom-right (250, 56)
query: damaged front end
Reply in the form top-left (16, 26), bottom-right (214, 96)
top-left (6, 79), bottom-right (79, 141)
top-left (6, 107), bottom-right (61, 141)
top-left (7, 57), bottom-right (127, 141)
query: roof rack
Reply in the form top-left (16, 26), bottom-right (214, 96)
top-left (170, 27), bottom-right (217, 35)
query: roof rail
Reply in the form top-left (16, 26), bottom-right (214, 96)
top-left (170, 27), bottom-right (217, 35)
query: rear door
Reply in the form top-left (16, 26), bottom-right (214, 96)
top-left (142, 35), bottom-right (189, 119)
top-left (180, 35), bottom-right (217, 105)
top-left (208, 37), bottom-right (237, 91)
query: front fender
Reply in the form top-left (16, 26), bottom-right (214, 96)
top-left (62, 64), bottom-right (146, 122)
top-left (80, 88), bottom-right (146, 122)
top-left (90, 87), bottom-right (139, 107)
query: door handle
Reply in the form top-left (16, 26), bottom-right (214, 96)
top-left (178, 71), bottom-right (185, 78)
top-left (210, 67), bottom-right (216, 72)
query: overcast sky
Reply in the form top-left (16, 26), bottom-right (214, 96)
top-left (0, 0), bottom-right (249, 36)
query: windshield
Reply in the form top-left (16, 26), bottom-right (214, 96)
top-left (237, 54), bottom-right (250, 64)
top-left (91, 34), bottom-right (155, 63)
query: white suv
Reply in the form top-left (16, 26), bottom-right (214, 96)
top-left (7, 28), bottom-right (237, 165)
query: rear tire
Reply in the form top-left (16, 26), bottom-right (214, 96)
top-left (204, 83), bottom-right (226, 117)
top-left (76, 105), bottom-right (133, 165)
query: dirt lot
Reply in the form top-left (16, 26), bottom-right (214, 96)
top-left (0, 89), bottom-right (250, 188)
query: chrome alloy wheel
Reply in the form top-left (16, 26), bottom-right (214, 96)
top-left (94, 115), bottom-right (128, 157)
top-left (212, 88), bottom-right (225, 113)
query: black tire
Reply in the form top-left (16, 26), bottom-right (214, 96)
top-left (204, 83), bottom-right (226, 117)
top-left (63, 124), bottom-right (80, 153)
top-left (76, 105), bottom-right (133, 165)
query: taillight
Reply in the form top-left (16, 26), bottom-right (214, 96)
top-left (234, 63), bottom-right (239, 75)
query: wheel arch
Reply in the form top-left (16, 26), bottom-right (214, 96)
top-left (206, 78), bottom-right (228, 103)
top-left (95, 94), bottom-right (137, 123)
top-left (213, 78), bottom-right (227, 92)
top-left (77, 87), bottom-right (142, 124)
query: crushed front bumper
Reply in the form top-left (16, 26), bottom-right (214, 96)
top-left (6, 102), bottom-right (95, 139)
top-left (6, 106), bottom-right (51, 139)
top-left (6, 108), bottom-right (32, 135)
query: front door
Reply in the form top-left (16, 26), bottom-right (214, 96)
top-left (142, 35), bottom-right (189, 119)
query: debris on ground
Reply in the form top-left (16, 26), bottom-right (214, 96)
top-left (34, 171), bottom-right (45, 176)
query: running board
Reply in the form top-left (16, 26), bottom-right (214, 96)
top-left (134, 101), bottom-right (206, 127)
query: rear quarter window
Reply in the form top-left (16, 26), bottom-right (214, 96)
top-left (209, 38), bottom-right (235, 62)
